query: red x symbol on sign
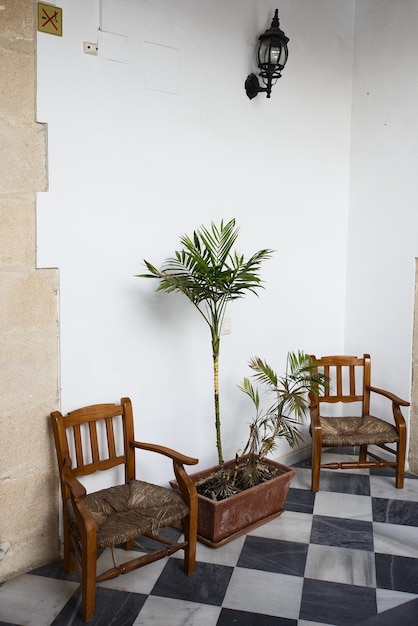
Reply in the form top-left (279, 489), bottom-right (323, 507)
top-left (40, 7), bottom-right (58, 30)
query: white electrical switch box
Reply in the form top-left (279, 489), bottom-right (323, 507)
top-left (221, 317), bottom-right (232, 335)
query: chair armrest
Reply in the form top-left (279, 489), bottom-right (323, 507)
top-left (368, 385), bottom-right (409, 430)
top-left (61, 458), bottom-right (96, 534)
top-left (130, 440), bottom-right (198, 466)
top-left (130, 441), bottom-right (198, 511)
top-left (368, 385), bottom-right (410, 407)
top-left (62, 457), bottom-right (87, 500)
top-left (309, 392), bottom-right (322, 431)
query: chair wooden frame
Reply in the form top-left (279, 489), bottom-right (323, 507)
top-left (309, 355), bottom-right (409, 492)
top-left (51, 397), bottom-right (198, 622)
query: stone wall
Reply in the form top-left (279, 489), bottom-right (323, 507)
top-left (0, 0), bottom-right (60, 580)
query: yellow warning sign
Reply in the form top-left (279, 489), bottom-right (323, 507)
top-left (37, 3), bottom-right (63, 37)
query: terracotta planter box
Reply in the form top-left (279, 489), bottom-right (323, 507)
top-left (171, 457), bottom-right (296, 548)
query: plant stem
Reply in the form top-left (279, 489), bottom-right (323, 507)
top-left (212, 331), bottom-right (224, 473)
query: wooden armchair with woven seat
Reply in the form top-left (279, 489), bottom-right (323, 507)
top-left (309, 354), bottom-right (409, 492)
top-left (50, 397), bottom-right (198, 622)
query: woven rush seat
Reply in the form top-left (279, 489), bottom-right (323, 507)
top-left (320, 415), bottom-right (399, 447)
top-left (68, 480), bottom-right (189, 548)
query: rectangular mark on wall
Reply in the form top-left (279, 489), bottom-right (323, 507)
top-left (144, 42), bottom-right (180, 95)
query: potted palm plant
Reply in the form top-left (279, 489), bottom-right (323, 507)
top-left (138, 219), bottom-right (272, 485)
top-left (138, 219), bottom-right (325, 546)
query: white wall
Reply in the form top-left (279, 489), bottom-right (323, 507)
top-left (347, 1), bottom-right (418, 413)
top-left (37, 0), bottom-right (354, 484)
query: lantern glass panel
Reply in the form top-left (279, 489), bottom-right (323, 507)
top-left (258, 40), bottom-right (270, 66)
top-left (258, 39), bottom-right (287, 69)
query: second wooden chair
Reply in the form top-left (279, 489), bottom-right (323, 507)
top-left (309, 354), bottom-right (408, 492)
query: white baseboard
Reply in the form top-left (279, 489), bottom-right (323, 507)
top-left (274, 445), bottom-right (311, 467)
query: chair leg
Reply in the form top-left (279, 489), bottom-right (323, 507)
top-left (80, 537), bottom-right (97, 622)
top-left (182, 514), bottom-right (197, 575)
top-left (311, 434), bottom-right (322, 492)
top-left (359, 444), bottom-right (367, 463)
top-left (396, 441), bottom-right (406, 489)
top-left (62, 517), bottom-right (75, 574)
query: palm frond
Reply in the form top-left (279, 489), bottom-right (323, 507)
top-left (247, 357), bottom-right (278, 388)
top-left (197, 219), bottom-right (239, 268)
top-left (239, 350), bottom-right (329, 462)
top-left (237, 377), bottom-right (260, 409)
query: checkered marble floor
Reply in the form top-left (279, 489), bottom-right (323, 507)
top-left (1, 450), bottom-right (418, 626)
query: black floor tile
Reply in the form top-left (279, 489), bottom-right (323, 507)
top-left (151, 558), bottom-right (234, 606)
top-left (51, 586), bottom-right (147, 626)
top-left (315, 471), bottom-right (371, 496)
top-left (372, 497), bottom-right (418, 526)
top-left (375, 553), bottom-right (418, 594)
top-left (299, 578), bottom-right (377, 625)
top-left (310, 515), bottom-right (374, 551)
top-left (217, 607), bottom-right (297, 625)
top-left (237, 536), bottom-right (308, 577)
top-left (29, 559), bottom-right (79, 582)
top-left (285, 487), bottom-right (315, 514)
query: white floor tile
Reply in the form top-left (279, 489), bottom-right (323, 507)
top-left (249, 510), bottom-right (313, 544)
top-left (373, 521), bottom-right (418, 557)
top-left (133, 596), bottom-right (221, 626)
top-left (370, 475), bottom-right (418, 501)
top-left (223, 567), bottom-right (303, 620)
top-left (305, 544), bottom-right (376, 587)
top-left (313, 490), bottom-right (373, 521)
top-left (0, 573), bottom-right (78, 626)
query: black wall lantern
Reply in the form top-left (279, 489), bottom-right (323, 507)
top-left (245, 9), bottom-right (289, 100)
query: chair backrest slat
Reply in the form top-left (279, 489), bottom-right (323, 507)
top-left (349, 365), bottom-right (356, 396)
top-left (73, 423), bottom-right (84, 467)
top-left (323, 366), bottom-right (330, 397)
top-left (106, 417), bottom-right (117, 459)
top-left (336, 365), bottom-right (343, 397)
top-left (89, 421), bottom-right (100, 465)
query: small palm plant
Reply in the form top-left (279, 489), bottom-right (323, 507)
top-left (137, 218), bottom-right (273, 482)
top-left (235, 351), bottom-right (328, 489)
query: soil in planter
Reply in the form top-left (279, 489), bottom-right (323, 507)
top-left (195, 461), bottom-right (284, 501)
